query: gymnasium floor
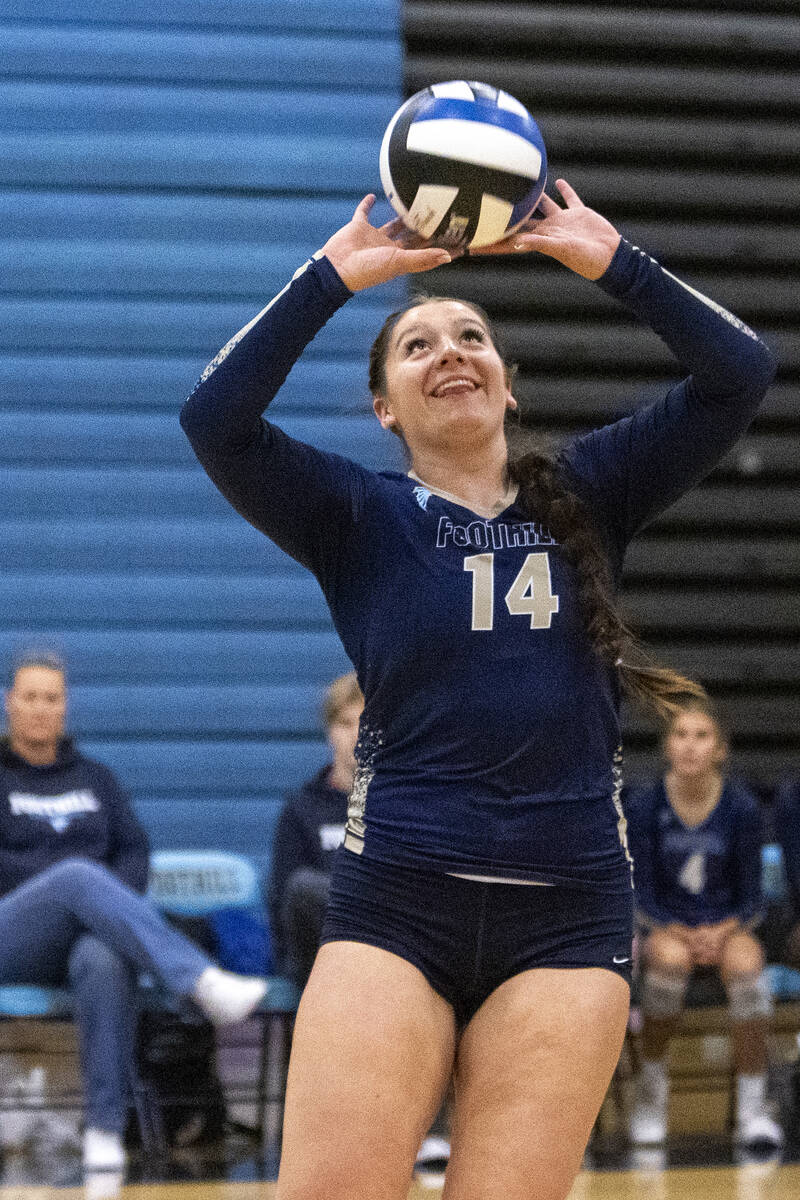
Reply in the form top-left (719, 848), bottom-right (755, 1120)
top-left (0, 1131), bottom-right (798, 1200)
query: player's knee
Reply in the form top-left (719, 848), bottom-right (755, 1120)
top-left (721, 933), bottom-right (764, 977)
top-left (640, 968), bottom-right (688, 1019)
top-left (726, 970), bottom-right (772, 1023)
top-left (644, 932), bottom-right (692, 974)
top-left (45, 857), bottom-right (108, 898)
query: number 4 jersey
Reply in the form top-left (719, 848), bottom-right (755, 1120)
top-left (181, 241), bottom-right (776, 891)
top-left (624, 780), bottom-right (764, 927)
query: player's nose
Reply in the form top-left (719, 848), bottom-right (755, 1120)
top-left (438, 335), bottom-right (464, 361)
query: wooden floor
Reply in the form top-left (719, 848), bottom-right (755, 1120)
top-left (0, 1162), bottom-right (797, 1200)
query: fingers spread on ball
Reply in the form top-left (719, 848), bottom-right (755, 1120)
top-left (555, 179), bottom-right (584, 207)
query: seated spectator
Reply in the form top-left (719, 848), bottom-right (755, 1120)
top-left (769, 781), bottom-right (800, 967)
top-left (626, 697), bottom-right (782, 1148)
top-left (0, 651), bottom-right (267, 1171)
top-left (267, 672), bottom-right (362, 989)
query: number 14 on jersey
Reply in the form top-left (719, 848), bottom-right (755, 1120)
top-left (464, 552), bottom-right (560, 631)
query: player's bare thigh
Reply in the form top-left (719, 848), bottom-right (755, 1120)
top-left (277, 939), bottom-right (457, 1200)
top-left (443, 967), bottom-right (629, 1200)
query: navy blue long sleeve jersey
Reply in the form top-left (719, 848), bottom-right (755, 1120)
top-left (624, 779), bottom-right (764, 927)
top-left (181, 239), bottom-right (776, 890)
top-left (0, 738), bottom-right (150, 895)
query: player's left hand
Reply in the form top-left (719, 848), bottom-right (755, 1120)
top-left (471, 179), bottom-right (621, 280)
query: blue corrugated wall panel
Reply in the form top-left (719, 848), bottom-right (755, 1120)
top-left (0, 0), bottom-right (404, 870)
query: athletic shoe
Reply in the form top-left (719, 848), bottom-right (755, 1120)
top-left (415, 1135), bottom-right (451, 1167)
top-left (192, 966), bottom-right (267, 1025)
top-left (734, 1107), bottom-right (784, 1148)
top-left (82, 1128), bottom-right (126, 1171)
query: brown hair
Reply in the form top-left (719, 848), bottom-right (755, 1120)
top-left (369, 297), bottom-right (705, 721)
top-left (662, 695), bottom-right (729, 746)
top-left (322, 671), bottom-right (363, 728)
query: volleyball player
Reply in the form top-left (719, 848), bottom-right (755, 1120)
top-left (181, 181), bottom-right (776, 1200)
top-left (626, 698), bottom-right (782, 1147)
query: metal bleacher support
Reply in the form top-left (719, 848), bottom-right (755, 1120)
top-left (0, 0), bottom-right (404, 872)
top-left (405, 0), bottom-right (800, 787)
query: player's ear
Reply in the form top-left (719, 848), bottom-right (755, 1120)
top-left (373, 394), bottom-right (397, 430)
top-left (505, 390), bottom-right (518, 413)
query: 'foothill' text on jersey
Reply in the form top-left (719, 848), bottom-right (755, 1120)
top-left (181, 239), bottom-right (776, 892)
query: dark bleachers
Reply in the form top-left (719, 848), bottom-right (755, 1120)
top-left (406, 0), bottom-right (800, 788)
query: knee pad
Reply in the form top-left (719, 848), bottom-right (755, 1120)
top-left (727, 971), bottom-right (773, 1022)
top-left (640, 969), bottom-right (688, 1019)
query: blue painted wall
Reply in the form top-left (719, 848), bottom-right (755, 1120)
top-left (0, 0), bottom-right (404, 870)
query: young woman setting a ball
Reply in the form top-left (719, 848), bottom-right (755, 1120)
top-left (181, 180), bottom-right (776, 1199)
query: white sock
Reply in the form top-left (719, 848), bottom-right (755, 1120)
top-left (737, 1072), bottom-right (767, 1115)
top-left (640, 1057), bottom-right (667, 1088)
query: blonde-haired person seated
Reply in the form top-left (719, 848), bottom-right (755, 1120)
top-left (267, 672), bottom-right (363, 989)
top-left (626, 698), bottom-right (782, 1148)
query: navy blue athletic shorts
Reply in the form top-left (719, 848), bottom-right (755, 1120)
top-left (321, 847), bottom-right (633, 1028)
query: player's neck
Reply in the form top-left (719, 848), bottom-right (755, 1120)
top-left (665, 770), bottom-right (723, 824)
top-left (328, 761), bottom-right (354, 794)
top-left (409, 444), bottom-right (513, 517)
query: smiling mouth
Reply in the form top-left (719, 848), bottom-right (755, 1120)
top-left (431, 378), bottom-right (479, 398)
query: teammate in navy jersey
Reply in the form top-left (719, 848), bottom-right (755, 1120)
top-left (181, 181), bottom-right (776, 1200)
top-left (626, 698), bottom-right (781, 1147)
top-left (267, 672), bottom-right (362, 988)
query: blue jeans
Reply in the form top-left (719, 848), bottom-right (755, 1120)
top-left (0, 859), bottom-right (212, 1133)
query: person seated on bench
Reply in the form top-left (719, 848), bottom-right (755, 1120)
top-left (625, 696), bottom-right (782, 1148)
top-left (0, 650), bottom-right (267, 1171)
top-left (267, 671), bottom-right (362, 990)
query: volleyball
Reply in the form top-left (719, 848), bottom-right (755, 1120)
top-left (379, 80), bottom-right (547, 250)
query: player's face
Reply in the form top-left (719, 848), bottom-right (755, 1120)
top-left (665, 710), bottom-right (726, 779)
top-left (5, 666), bottom-right (67, 760)
top-left (372, 301), bottom-right (516, 454)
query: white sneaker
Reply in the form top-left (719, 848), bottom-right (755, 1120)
top-left (735, 1107), bottom-right (784, 1148)
top-left (192, 966), bottom-right (267, 1025)
top-left (415, 1135), bottom-right (451, 1166)
top-left (82, 1127), bottom-right (126, 1171)
top-left (629, 1064), bottom-right (668, 1145)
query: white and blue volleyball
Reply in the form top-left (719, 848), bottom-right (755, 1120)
top-left (380, 80), bottom-right (547, 250)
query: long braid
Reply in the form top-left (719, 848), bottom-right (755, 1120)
top-left (507, 437), bottom-right (705, 720)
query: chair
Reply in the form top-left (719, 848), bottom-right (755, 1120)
top-left (146, 850), bottom-right (300, 1161)
top-left (0, 975), bottom-right (159, 1152)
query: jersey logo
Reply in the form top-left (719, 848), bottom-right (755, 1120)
top-left (8, 789), bottom-right (100, 833)
top-left (412, 485), bottom-right (432, 511)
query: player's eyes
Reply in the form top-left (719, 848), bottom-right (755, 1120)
top-left (462, 327), bottom-right (485, 342)
top-left (403, 336), bottom-right (428, 354)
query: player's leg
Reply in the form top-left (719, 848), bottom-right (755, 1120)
top-left (719, 931), bottom-right (782, 1145)
top-left (441, 966), bottom-right (629, 1200)
top-left (630, 928), bottom-right (692, 1144)
top-left (276, 940), bottom-right (456, 1200)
